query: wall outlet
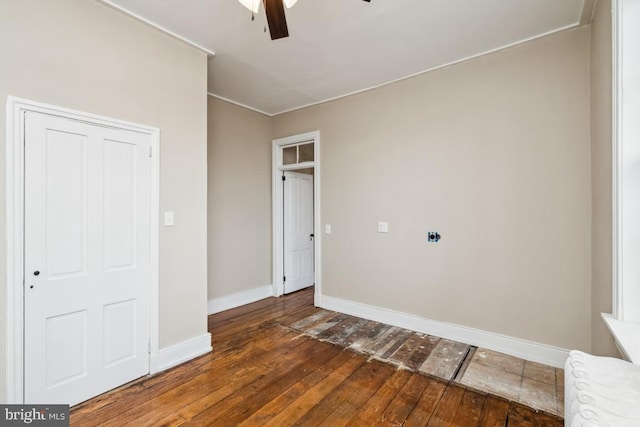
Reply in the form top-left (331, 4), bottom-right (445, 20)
top-left (427, 231), bottom-right (441, 242)
top-left (378, 222), bottom-right (389, 233)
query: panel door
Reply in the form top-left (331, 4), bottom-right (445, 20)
top-left (24, 111), bottom-right (151, 406)
top-left (283, 171), bottom-right (314, 294)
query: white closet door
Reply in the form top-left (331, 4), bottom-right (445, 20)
top-left (24, 111), bottom-right (151, 406)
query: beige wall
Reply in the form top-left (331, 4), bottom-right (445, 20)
top-left (272, 28), bottom-right (593, 351)
top-left (207, 97), bottom-right (272, 300)
top-left (0, 0), bottom-right (209, 400)
top-left (590, 0), bottom-right (618, 356)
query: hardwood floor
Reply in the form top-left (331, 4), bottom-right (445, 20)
top-left (288, 309), bottom-right (564, 417)
top-left (71, 288), bottom-right (563, 426)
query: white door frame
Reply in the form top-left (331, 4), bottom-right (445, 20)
top-left (612, 0), bottom-right (622, 319)
top-left (5, 96), bottom-right (160, 404)
top-left (612, 0), bottom-right (640, 321)
top-left (272, 131), bottom-right (320, 299)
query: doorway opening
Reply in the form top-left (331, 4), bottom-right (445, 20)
top-left (272, 131), bottom-right (320, 299)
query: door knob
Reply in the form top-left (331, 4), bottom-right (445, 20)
top-left (33, 271), bottom-right (40, 276)
top-left (309, 233), bottom-right (314, 240)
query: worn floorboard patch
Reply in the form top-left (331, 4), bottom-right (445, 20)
top-left (288, 310), bottom-right (471, 382)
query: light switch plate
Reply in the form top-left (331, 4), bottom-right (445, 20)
top-left (378, 222), bottom-right (389, 233)
top-left (164, 211), bottom-right (174, 227)
top-left (325, 224), bottom-right (331, 234)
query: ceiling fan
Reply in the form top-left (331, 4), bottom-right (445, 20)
top-left (238, 0), bottom-right (371, 40)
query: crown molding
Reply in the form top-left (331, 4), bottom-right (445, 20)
top-left (97, 0), bottom-right (216, 57)
top-left (207, 92), bottom-right (273, 117)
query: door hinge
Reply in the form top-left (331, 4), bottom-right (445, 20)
top-left (283, 276), bottom-right (286, 283)
top-left (148, 342), bottom-right (151, 353)
top-left (149, 146), bottom-right (152, 158)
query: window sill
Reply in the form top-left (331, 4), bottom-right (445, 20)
top-left (602, 313), bottom-right (640, 363)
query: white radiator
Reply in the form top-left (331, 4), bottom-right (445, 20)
top-left (565, 350), bottom-right (640, 426)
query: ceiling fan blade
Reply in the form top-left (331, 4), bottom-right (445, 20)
top-left (263, 0), bottom-right (289, 40)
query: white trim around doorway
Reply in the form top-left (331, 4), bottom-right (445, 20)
top-left (5, 96), bottom-right (160, 403)
top-left (272, 131), bottom-right (321, 301)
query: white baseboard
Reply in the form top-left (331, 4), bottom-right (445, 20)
top-left (317, 295), bottom-right (570, 368)
top-left (150, 333), bottom-right (212, 374)
top-left (208, 285), bottom-right (274, 315)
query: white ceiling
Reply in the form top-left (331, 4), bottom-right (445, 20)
top-left (101, 0), bottom-right (590, 115)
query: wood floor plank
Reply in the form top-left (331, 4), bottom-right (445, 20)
top-left (388, 332), bottom-right (425, 367)
top-left (71, 380), bottom-right (148, 421)
top-left (209, 291), bottom-right (311, 334)
top-left (209, 294), bottom-right (283, 323)
top-left (209, 295), bottom-right (294, 326)
top-left (534, 412), bottom-right (563, 427)
top-left (403, 377), bottom-right (448, 426)
top-left (73, 373), bottom-right (193, 426)
top-left (358, 325), bottom-right (399, 354)
top-left (306, 313), bottom-right (350, 336)
top-left (210, 305), bottom-right (286, 336)
top-left (380, 329), bottom-right (414, 360)
top-left (477, 395), bottom-right (510, 427)
top-left (261, 353), bottom-right (366, 426)
top-left (405, 334), bottom-right (441, 371)
top-left (371, 372), bottom-right (433, 426)
top-left (350, 323), bottom-right (393, 353)
top-left (315, 360), bottom-right (395, 426)
top-left (275, 302), bottom-right (324, 327)
top-left (73, 341), bottom-right (230, 423)
top-left (177, 338), bottom-right (328, 424)
top-left (450, 389), bottom-right (487, 426)
top-left (327, 318), bottom-right (371, 347)
top-left (316, 316), bottom-right (361, 340)
top-left (343, 320), bottom-right (385, 349)
top-left (420, 339), bottom-right (470, 381)
top-left (507, 402), bottom-right (536, 427)
top-left (389, 332), bottom-right (440, 371)
top-left (293, 359), bottom-right (394, 426)
top-left (109, 409), bottom-right (187, 427)
top-left (372, 327), bottom-right (412, 359)
top-left (187, 341), bottom-right (342, 425)
top-left (426, 383), bottom-right (466, 426)
top-left (237, 350), bottom-right (356, 426)
top-left (215, 321), bottom-right (299, 352)
top-left (345, 369), bottom-right (413, 426)
top-left (289, 310), bottom-right (335, 331)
